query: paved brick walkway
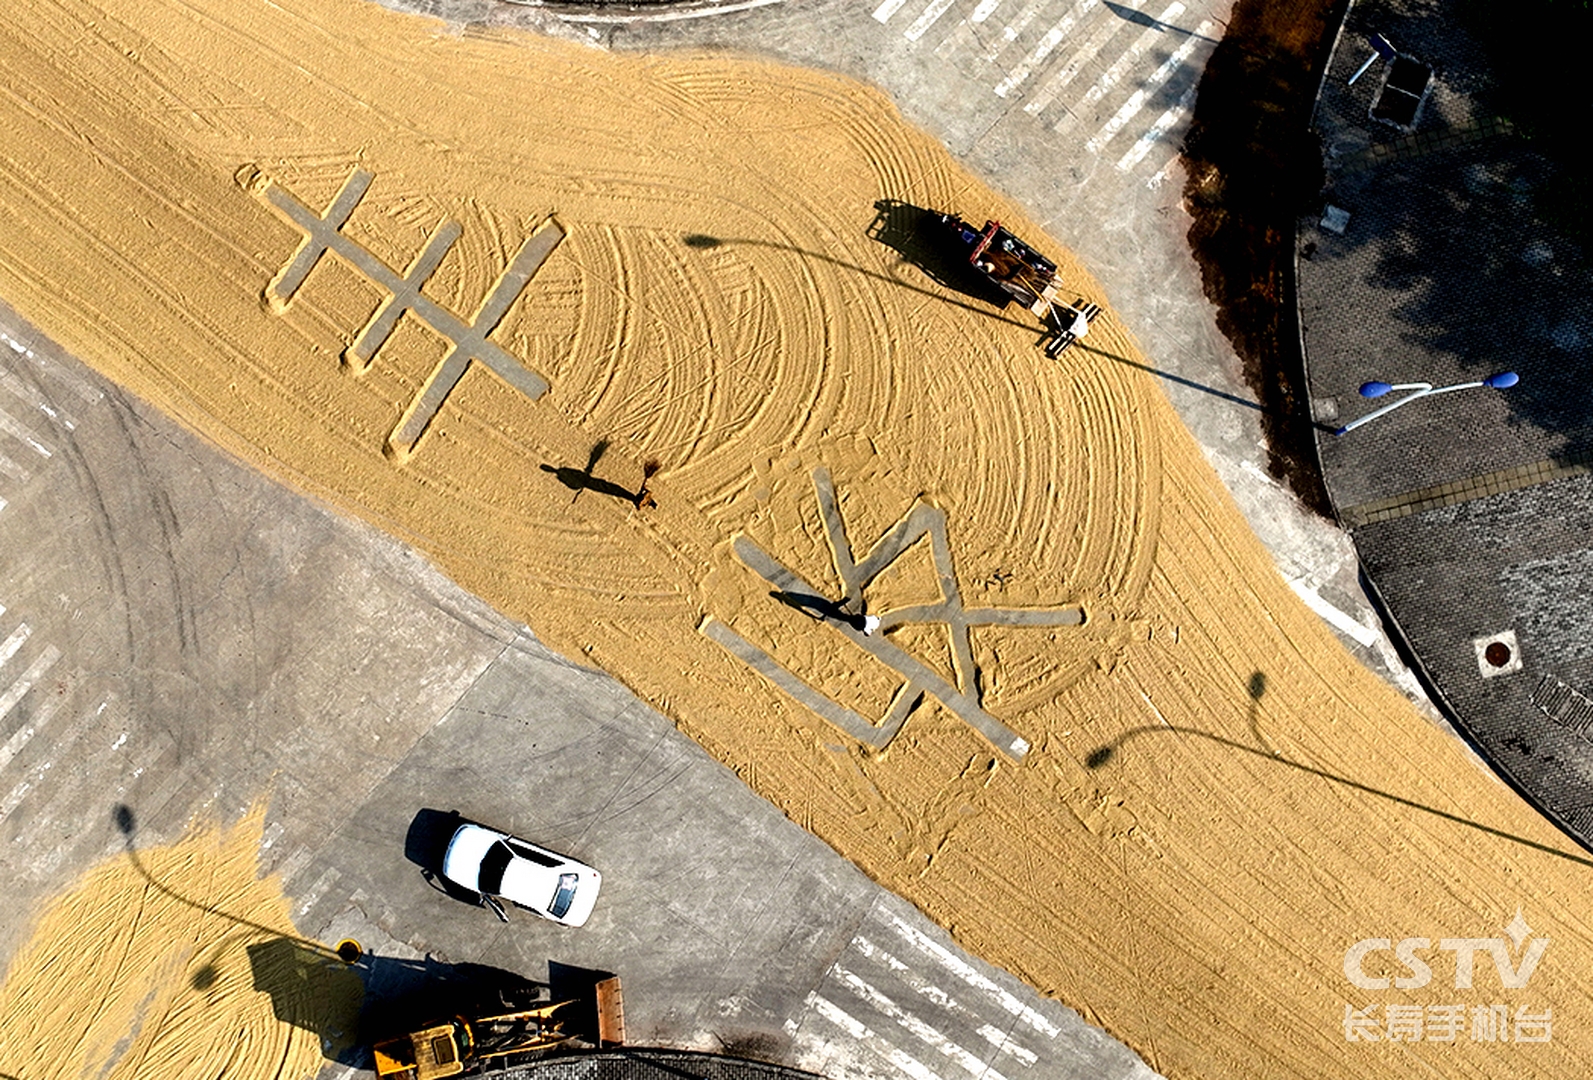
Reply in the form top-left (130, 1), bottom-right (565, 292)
top-left (1299, 0), bottom-right (1593, 843)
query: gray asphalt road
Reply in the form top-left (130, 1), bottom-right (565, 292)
top-left (0, 295), bottom-right (1156, 1080)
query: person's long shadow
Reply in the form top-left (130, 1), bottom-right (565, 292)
top-left (770, 589), bottom-right (871, 632)
top-left (541, 440), bottom-right (658, 508)
top-left (1081, 728), bottom-right (1593, 867)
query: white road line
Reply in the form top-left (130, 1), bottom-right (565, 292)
top-left (1021, 4), bottom-right (1117, 114)
top-left (0, 447), bottom-right (29, 482)
top-left (995, 0), bottom-right (1099, 97)
top-left (977, 1023), bottom-right (1039, 1065)
top-left (0, 334), bottom-right (103, 405)
top-left (0, 624), bottom-right (32, 669)
top-left (0, 368), bottom-right (74, 431)
top-left (905, 0), bottom-right (961, 41)
top-left (0, 678), bottom-right (71, 774)
top-left (835, 964), bottom-right (1010, 1080)
top-left (810, 994), bottom-right (941, 1080)
top-left (0, 778), bottom-right (34, 820)
top-left (557, 0), bottom-right (784, 22)
top-left (0, 406), bottom-right (50, 458)
top-left (15, 739), bottom-right (167, 858)
top-left (1073, 3), bottom-right (1184, 115)
top-left (934, 2), bottom-right (1001, 59)
top-left (1146, 159), bottom-right (1176, 188)
top-left (1118, 81), bottom-right (1197, 169)
top-left (1289, 577), bottom-right (1379, 647)
top-left (934, 17), bottom-right (981, 57)
top-left (982, 0), bottom-right (1048, 61)
top-left (1085, 16), bottom-right (1207, 152)
top-left (888, 913), bottom-right (1061, 1037)
top-left (0, 645), bottom-right (61, 726)
top-left (874, 0), bottom-right (913, 22)
top-left (2, 698), bottom-right (107, 821)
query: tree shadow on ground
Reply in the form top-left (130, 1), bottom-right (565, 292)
top-left (1181, 0), bottom-right (1339, 518)
top-left (1303, 0), bottom-right (1593, 483)
top-left (1186, 0), bottom-right (1593, 512)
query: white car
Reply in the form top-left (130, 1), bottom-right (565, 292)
top-left (441, 822), bottom-right (602, 928)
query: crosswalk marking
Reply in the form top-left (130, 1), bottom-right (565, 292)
top-left (273, 845), bottom-right (316, 885)
top-left (905, 0), bottom-right (961, 41)
top-left (0, 367), bottom-right (75, 432)
top-left (978, 1022), bottom-right (1039, 1065)
top-left (1086, 20), bottom-right (1209, 152)
top-left (297, 866), bottom-right (342, 915)
top-left (0, 624), bottom-right (29, 669)
top-left (878, 0), bottom-right (1215, 179)
top-left (0, 405), bottom-right (51, 458)
top-left (0, 645), bottom-right (60, 726)
top-left (1071, 3), bottom-right (1185, 120)
top-left (931, 0), bottom-right (1001, 58)
top-left (835, 964), bottom-right (1013, 1080)
top-left (810, 994), bottom-right (941, 1080)
top-left (1119, 81), bottom-right (1197, 170)
top-left (0, 447), bottom-right (29, 482)
top-left (0, 332), bottom-right (103, 404)
top-left (873, 0), bottom-right (913, 23)
top-left (0, 696), bottom-right (104, 826)
top-left (983, 0), bottom-right (1047, 61)
top-left (888, 912), bottom-right (1061, 1037)
top-left (853, 932), bottom-right (1040, 1064)
top-left (995, 0), bottom-right (1099, 98)
top-left (1020, 3), bottom-right (1121, 114)
top-left (0, 678), bottom-right (72, 774)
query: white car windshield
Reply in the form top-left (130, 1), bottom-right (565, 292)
top-left (548, 872), bottom-right (579, 919)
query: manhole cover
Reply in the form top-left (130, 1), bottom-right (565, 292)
top-left (1473, 630), bottom-right (1523, 677)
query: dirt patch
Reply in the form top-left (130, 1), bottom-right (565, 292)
top-left (1182, 0), bottom-right (1342, 516)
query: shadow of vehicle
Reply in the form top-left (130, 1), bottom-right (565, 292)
top-left (548, 960), bottom-right (619, 1044)
top-left (866, 198), bottom-right (1017, 309)
top-left (248, 939), bottom-right (555, 1070)
top-left (406, 807), bottom-right (518, 917)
